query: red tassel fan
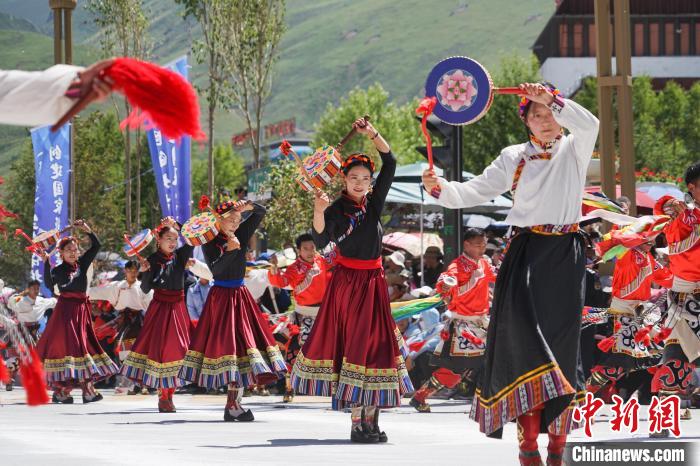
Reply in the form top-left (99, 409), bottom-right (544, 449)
top-left (54, 58), bottom-right (206, 140)
top-left (597, 335), bottom-right (616, 352)
top-left (440, 330), bottom-right (450, 341)
top-left (18, 348), bottom-right (49, 406)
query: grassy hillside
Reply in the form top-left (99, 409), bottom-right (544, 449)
top-left (0, 0), bottom-right (554, 165)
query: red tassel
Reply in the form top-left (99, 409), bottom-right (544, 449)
top-left (198, 195), bottom-right (210, 211)
top-left (461, 330), bottom-right (484, 346)
top-left (0, 354), bottom-right (10, 384)
top-left (18, 349), bottom-right (49, 406)
top-left (634, 325), bottom-right (653, 344)
top-left (287, 324), bottom-right (300, 337)
top-left (597, 335), bottom-right (616, 352)
top-left (653, 326), bottom-right (673, 344)
top-left (415, 96), bottom-right (438, 170)
top-left (440, 330), bottom-right (450, 341)
top-left (280, 139), bottom-right (292, 156)
top-left (614, 321), bottom-right (621, 332)
top-left (105, 58), bottom-right (205, 141)
top-left (408, 340), bottom-right (426, 352)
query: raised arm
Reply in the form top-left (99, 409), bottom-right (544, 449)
top-left (234, 202), bottom-right (266, 246)
top-left (424, 150), bottom-right (513, 209)
top-left (371, 151), bottom-right (397, 211)
top-left (550, 98), bottom-right (599, 168)
top-left (0, 65), bottom-right (82, 126)
top-left (78, 231), bottom-right (102, 269)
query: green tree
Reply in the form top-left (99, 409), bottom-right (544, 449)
top-left (87, 0), bottom-right (150, 229)
top-left (313, 83), bottom-right (423, 166)
top-left (192, 144), bottom-right (247, 200)
top-left (222, 0), bottom-right (286, 168)
top-left (177, 0), bottom-right (234, 197)
top-left (259, 159), bottom-right (318, 249)
top-left (0, 112), bottom-right (127, 287)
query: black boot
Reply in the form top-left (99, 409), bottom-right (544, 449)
top-left (350, 425), bottom-right (379, 443)
top-left (224, 408), bottom-right (255, 422)
top-left (82, 392), bottom-right (103, 404)
top-left (52, 391), bottom-right (74, 404)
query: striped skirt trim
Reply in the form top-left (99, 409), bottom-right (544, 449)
top-left (119, 351), bottom-right (186, 389)
top-left (43, 353), bottom-right (119, 384)
top-left (291, 353), bottom-right (413, 410)
top-left (469, 362), bottom-right (580, 435)
top-left (178, 346), bottom-right (286, 389)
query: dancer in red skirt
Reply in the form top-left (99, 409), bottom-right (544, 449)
top-left (179, 199), bottom-right (286, 422)
top-left (37, 220), bottom-right (119, 404)
top-left (290, 117), bottom-right (413, 443)
top-left (120, 217), bottom-right (194, 413)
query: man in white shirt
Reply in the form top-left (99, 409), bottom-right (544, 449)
top-left (0, 59), bottom-right (113, 127)
top-left (423, 82), bottom-right (599, 466)
top-left (7, 279), bottom-right (56, 341)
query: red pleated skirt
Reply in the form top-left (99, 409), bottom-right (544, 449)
top-left (36, 292), bottom-right (119, 387)
top-left (290, 263), bottom-right (414, 409)
top-left (178, 285), bottom-right (286, 389)
top-left (120, 289), bottom-right (192, 388)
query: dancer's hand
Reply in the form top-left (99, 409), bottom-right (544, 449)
top-left (422, 169), bottom-right (439, 193)
top-left (138, 257), bottom-right (150, 272)
top-left (518, 82), bottom-right (554, 106)
top-left (314, 190), bottom-right (330, 213)
top-left (65, 59), bottom-right (115, 102)
top-left (74, 219), bottom-right (92, 233)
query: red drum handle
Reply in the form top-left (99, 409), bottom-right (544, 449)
top-left (494, 87), bottom-right (522, 95)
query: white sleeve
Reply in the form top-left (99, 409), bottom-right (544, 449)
top-left (88, 282), bottom-right (120, 305)
top-left (141, 289), bottom-right (153, 310)
top-left (188, 259), bottom-right (213, 281)
top-left (551, 98), bottom-right (599, 168)
top-left (7, 294), bottom-right (31, 314)
top-left (431, 149), bottom-right (513, 209)
top-left (0, 65), bottom-right (84, 127)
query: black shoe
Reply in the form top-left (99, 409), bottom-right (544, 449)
top-left (5, 382), bottom-right (13, 391)
top-left (350, 426), bottom-right (379, 444)
top-left (82, 392), bottom-right (103, 404)
top-left (409, 396), bottom-right (431, 413)
top-left (224, 408), bottom-right (255, 422)
top-left (52, 392), bottom-right (74, 404)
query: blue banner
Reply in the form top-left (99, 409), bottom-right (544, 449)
top-left (30, 123), bottom-right (71, 296)
top-left (146, 56), bottom-right (192, 223)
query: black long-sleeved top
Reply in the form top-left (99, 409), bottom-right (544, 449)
top-left (202, 203), bottom-right (266, 281)
top-left (140, 243), bottom-right (194, 294)
top-left (44, 232), bottom-right (101, 295)
top-left (312, 151), bottom-right (396, 259)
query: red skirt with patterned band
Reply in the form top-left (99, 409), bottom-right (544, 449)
top-left (178, 284), bottom-right (286, 389)
top-left (36, 291), bottom-right (119, 387)
top-left (120, 289), bottom-right (192, 388)
top-left (291, 257), bottom-right (414, 410)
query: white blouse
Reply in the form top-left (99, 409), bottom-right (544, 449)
top-left (430, 98), bottom-right (599, 228)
